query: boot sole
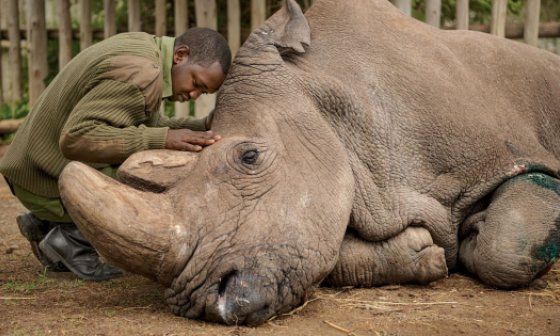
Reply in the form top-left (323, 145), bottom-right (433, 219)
top-left (38, 240), bottom-right (121, 282)
top-left (17, 216), bottom-right (68, 272)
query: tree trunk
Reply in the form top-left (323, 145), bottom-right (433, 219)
top-left (7, 0), bottom-right (22, 102)
top-left (491, 0), bottom-right (507, 37)
top-left (392, 0), bottom-right (411, 16)
top-left (194, 0), bottom-right (217, 118)
top-left (58, 0), bottom-right (72, 68)
top-left (456, 0), bottom-right (469, 30)
top-left (524, 0), bottom-right (541, 47)
top-left (155, 0), bottom-right (166, 36)
top-left (227, 0), bottom-right (240, 57)
top-left (174, 0), bottom-right (190, 118)
top-left (79, 0), bottom-right (92, 50)
top-left (425, 0), bottom-right (441, 28)
top-left (128, 0), bottom-right (141, 32)
top-left (27, 0), bottom-right (48, 107)
top-left (104, 0), bottom-right (116, 38)
top-left (251, 0), bottom-right (266, 31)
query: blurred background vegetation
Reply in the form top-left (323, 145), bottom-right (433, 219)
top-left (1, 0), bottom-right (560, 139)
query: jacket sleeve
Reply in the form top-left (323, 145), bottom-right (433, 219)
top-left (150, 110), bottom-right (209, 131)
top-left (59, 80), bottom-right (169, 164)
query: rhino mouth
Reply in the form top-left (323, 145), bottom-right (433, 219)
top-left (166, 244), bottom-right (313, 326)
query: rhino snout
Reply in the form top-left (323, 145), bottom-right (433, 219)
top-left (204, 270), bottom-right (277, 325)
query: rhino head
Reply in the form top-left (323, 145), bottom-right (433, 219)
top-left (59, 0), bottom-right (354, 325)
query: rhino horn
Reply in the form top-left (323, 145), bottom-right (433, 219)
top-left (59, 161), bottom-right (176, 283)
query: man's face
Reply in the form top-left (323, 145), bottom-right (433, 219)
top-left (170, 46), bottom-right (226, 103)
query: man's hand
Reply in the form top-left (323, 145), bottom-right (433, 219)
top-left (165, 129), bottom-right (221, 152)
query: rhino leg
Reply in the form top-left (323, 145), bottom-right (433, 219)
top-left (459, 173), bottom-right (560, 289)
top-left (324, 226), bottom-right (448, 287)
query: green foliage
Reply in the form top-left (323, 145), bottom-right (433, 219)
top-left (0, 99), bottom-right (30, 144)
top-left (0, 100), bottom-right (30, 121)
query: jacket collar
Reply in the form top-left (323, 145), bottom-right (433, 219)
top-left (154, 36), bottom-right (175, 98)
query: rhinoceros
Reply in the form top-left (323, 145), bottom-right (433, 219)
top-left (58, 0), bottom-right (560, 326)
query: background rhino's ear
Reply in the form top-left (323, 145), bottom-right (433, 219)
top-left (267, 0), bottom-right (310, 54)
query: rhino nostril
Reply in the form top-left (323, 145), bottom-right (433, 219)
top-left (205, 270), bottom-right (276, 325)
top-left (218, 270), bottom-right (238, 297)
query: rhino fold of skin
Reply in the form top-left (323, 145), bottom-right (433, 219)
top-left (59, 0), bottom-right (560, 326)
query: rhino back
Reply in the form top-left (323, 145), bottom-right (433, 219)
top-left (302, 0), bottom-right (560, 261)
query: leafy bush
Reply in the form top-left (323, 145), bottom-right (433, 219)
top-left (0, 100), bottom-right (30, 121)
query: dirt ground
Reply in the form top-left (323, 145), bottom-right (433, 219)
top-left (0, 145), bottom-right (559, 336)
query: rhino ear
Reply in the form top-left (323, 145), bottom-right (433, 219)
top-left (267, 0), bottom-right (310, 54)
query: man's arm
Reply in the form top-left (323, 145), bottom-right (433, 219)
top-left (60, 80), bottom-right (219, 163)
top-left (60, 80), bottom-right (168, 164)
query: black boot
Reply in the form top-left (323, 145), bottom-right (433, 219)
top-left (16, 213), bottom-right (68, 272)
top-left (38, 224), bottom-right (123, 281)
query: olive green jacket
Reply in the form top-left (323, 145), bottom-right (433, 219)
top-left (0, 32), bottom-right (206, 197)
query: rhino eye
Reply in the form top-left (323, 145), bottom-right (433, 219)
top-left (241, 149), bottom-right (259, 165)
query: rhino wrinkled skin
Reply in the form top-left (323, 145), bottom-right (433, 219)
top-left (59, 0), bottom-right (560, 325)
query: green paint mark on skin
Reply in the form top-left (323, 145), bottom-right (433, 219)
top-left (513, 172), bottom-right (560, 272)
top-left (526, 173), bottom-right (560, 195)
top-left (536, 243), bottom-right (559, 265)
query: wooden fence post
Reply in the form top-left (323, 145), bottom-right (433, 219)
top-left (27, 0), bottom-right (48, 106)
top-left (194, 0), bottom-right (217, 118)
top-left (58, 0), bottom-right (72, 68)
top-left (7, 0), bottom-right (22, 102)
top-left (155, 0), bottom-right (166, 36)
top-left (491, 0), bottom-right (507, 37)
top-left (104, 0), bottom-right (116, 38)
top-left (251, 0), bottom-right (266, 31)
top-left (79, 0), bottom-right (92, 50)
top-left (128, 0), bottom-right (141, 32)
top-left (426, 0), bottom-right (441, 28)
top-left (524, 0), bottom-right (541, 47)
top-left (392, 0), bottom-right (411, 16)
top-left (174, 0), bottom-right (190, 118)
top-left (174, 0), bottom-right (188, 35)
top-left (228, 0), bottom-right (240, 57)
top-left (0, 3), bottom-right (3, 105)
top-left (456, 0), bottom-right (469, 30)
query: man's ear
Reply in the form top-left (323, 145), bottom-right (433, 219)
top-left (266, 0), bottom-right (310, 54)
top-left (173, 45), bottom-right (190, 64)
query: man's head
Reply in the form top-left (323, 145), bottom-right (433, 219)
top-left (171, 28), bottom-right (231, 102)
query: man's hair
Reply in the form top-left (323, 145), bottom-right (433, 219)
top-left (175, 27), bottom-right (232, 75)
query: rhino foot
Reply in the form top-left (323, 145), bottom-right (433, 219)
top-left (324, 226), bottom-right (448, 287)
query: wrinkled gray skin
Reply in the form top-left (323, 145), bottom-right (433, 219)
top-left (59, 0), bottom-right (560, 326)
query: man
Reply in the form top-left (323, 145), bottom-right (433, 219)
top-left (0, 28), bottom-right (232, 281)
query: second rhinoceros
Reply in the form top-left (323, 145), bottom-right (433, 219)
top-left (59, 0), bottom-right (560, 326)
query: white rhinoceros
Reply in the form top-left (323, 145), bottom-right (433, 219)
top-left (59, 0), bottom-right (560, 325)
